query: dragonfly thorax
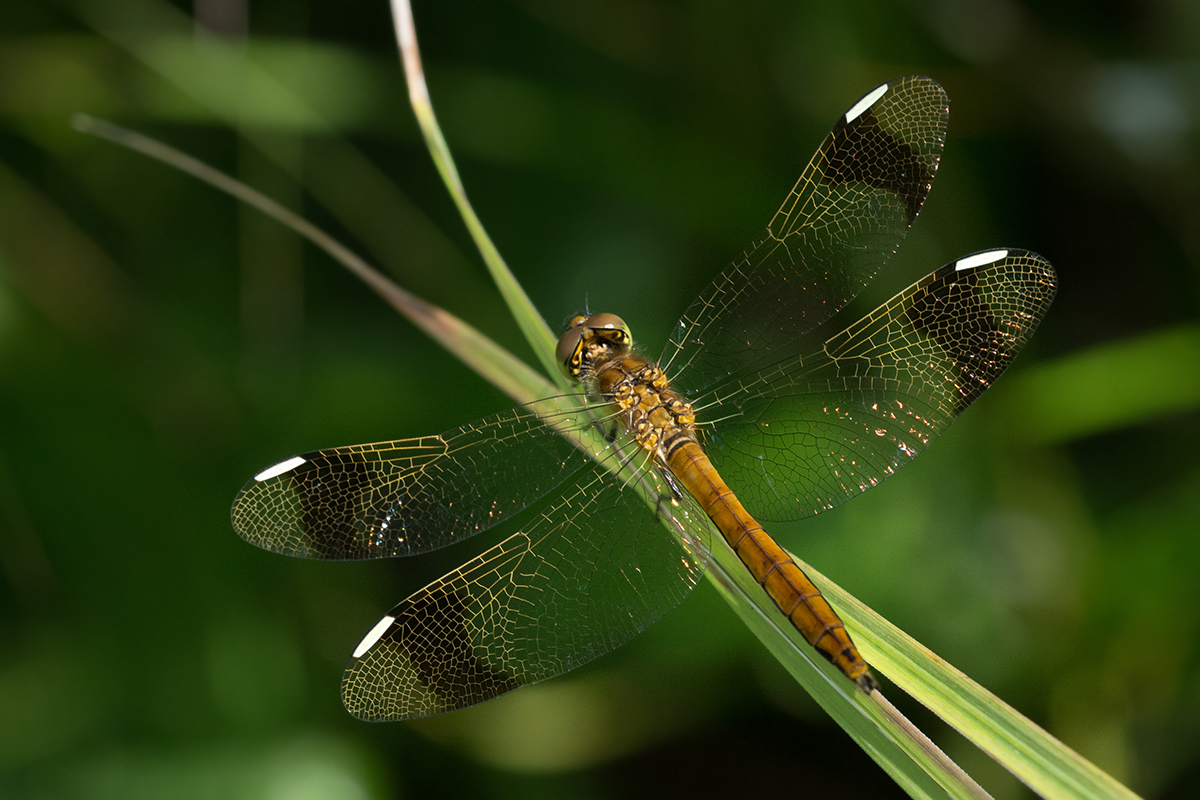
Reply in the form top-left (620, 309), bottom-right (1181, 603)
top-left (596, 357), bottom-right (697, 461)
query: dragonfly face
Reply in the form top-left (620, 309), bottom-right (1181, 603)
top-left (555, 312), bottom-right (632, 380)
top-left (232, 76), bottom-right (1056, 720)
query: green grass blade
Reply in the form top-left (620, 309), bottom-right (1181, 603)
top-left (805, 559), bottom-right (1142, 800)
top-left (389, 0), bottom-right (565, 386)
top-left (72, 115), bottom-right (557, 409)
top-left (705, 538), bottom-right (988, 800)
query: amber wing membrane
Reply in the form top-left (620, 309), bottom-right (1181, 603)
top-left (341, 455), bottom-right (710, 719)
top-left (231, 398), bottom-right (595, 559)
top-left (694, 249), bottom-right (1056, 522)
top-left (664, 75), bottom-right (949, 395)
top-left (232, 76), bottom-right (1056, 719)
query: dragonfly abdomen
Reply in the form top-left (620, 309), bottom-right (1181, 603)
top-left (585, 329), bottom-right (875, 691)
top-left (665, 439), bottom-right (876, 692)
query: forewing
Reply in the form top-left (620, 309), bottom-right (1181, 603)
top-left (339, 457), bottom-right (711, 719)
top-left (665, 76), bottom-right (949, 395)
top-left (231, 397), bottom-right (596, 559)
top-left (697, 249), bottom-right (1056, 521)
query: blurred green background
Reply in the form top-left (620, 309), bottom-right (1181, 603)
top-left (2, 0), bottom-right (1199, 797)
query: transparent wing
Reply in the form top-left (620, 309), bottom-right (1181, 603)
top-left (694, 249), bottom-right (1056, 521)
top-left (664, 75), bottom-right (949, 395)
top-left (230, 77), bottom-right (1055, 719)
top-left (231, 396), bottom-right (601, 559)
top-left (339, 456), bottom-right (712, 720)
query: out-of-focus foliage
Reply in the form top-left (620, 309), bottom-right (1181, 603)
top-left (1, 0), bottom-right (1197, 798)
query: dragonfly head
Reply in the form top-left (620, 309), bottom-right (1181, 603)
top-left (556, 312), bottom-right (631, 380)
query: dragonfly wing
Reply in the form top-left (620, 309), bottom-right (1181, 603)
top-left (665, 75), bottom-right (949, 394)
top-left (231, 396), bottom-right (599, 560)
top-left (698, 249), bottom-right (1056, 521)
top-left (339, 456), bottom-right (711, 720)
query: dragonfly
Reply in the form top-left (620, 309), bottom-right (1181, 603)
top-left (232, 75), bottom-right (1056, 721)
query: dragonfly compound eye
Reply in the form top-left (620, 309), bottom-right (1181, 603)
top-left (584, 313), bottom-right (630, 344)
top-left (556, 316), bottom-right (589, 378)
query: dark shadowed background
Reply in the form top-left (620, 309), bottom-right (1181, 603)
top-left (2, 0), bottom-right (1199, 797)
